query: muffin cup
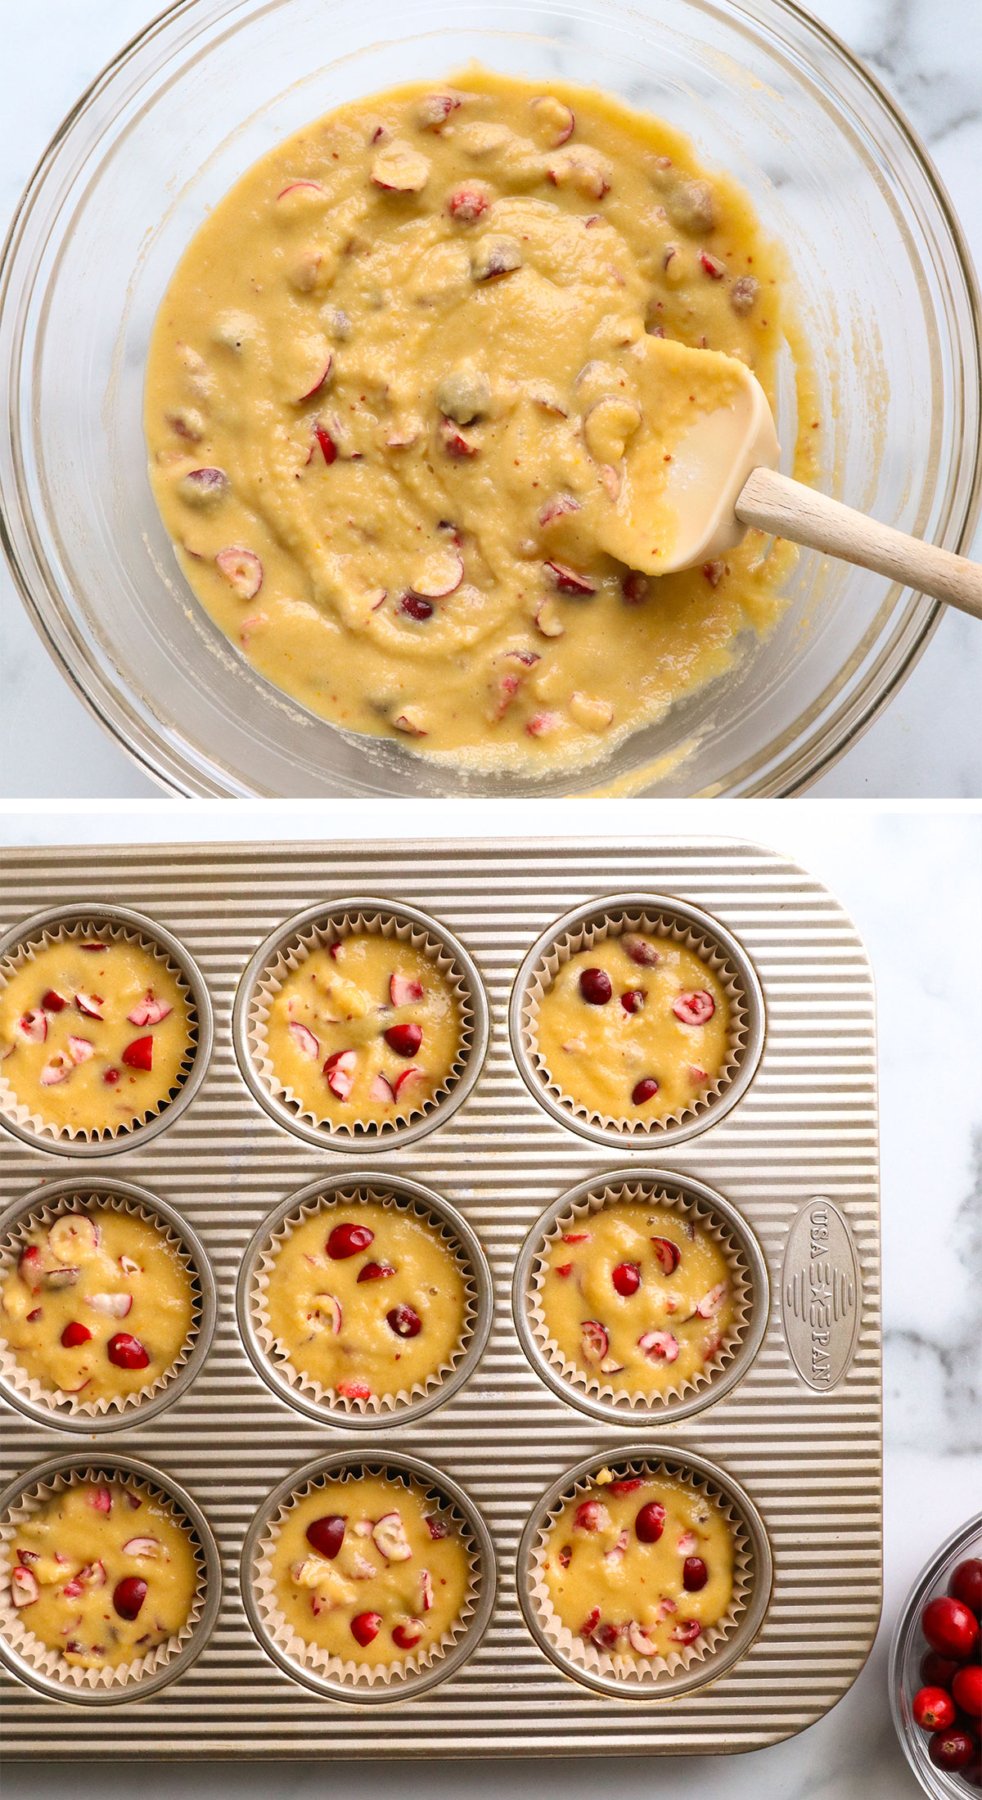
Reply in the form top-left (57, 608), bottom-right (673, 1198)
top-left (236, 1172), bottom-right (493, 1428)
top-left (0, 1452), bottom-right (222, 1705)
top-left (509, 893), bottom-right (764, 1150)
top-left (0, 905), bottom-right (213, 1156)
top-left (513, 1168), bottom-right (769, 1426)
top-left (518, 1445), bottom-right (772, 1699)
top-left (241, 1450), bottom-right (496, 1703)
top-left (233, 897), bottom-right (489, 1152)
top-left (0, 1177), bottom-right (217, 1434)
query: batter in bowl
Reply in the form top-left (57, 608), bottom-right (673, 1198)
top-left (7, 1478), bottom-right (199, 1671)
top-left (265, 932), bottom-right (461, 1125)
top-left (263, 1197), bottom-right (469, 1402)
top-left (533, 930), bottom-right (730, 1121)
top-left (542, 1468), bottom-right (734, 1662)
top-left (0, 937), bottom-right (192, 1134)
top-left (271, 1473), bottom-right (471, 1665)
top-left (539, 1199), bottom-right (734, 1393)
top-left (145, 68), bottom-right (810, 774)
top-left (0, 1205), bottom-right (194, 1403)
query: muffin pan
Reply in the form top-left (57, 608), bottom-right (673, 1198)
top-left (0, 838), bottom-right (881, 1756)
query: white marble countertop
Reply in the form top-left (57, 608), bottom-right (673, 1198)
top-left (1, 0), bottom-right (981, 798)
top-left (1, 797), bottom-right (980, 1796)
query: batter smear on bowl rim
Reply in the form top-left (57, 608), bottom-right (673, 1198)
top-left (145, 68), bottom-right (814, 774)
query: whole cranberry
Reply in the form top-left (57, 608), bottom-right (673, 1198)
top-left (922, 1650), bottom-right (959, 1688)
top-left (951, 1560), bottom-right (982, 1615)
top-left (912, 1685), bottom-right (957, 1731)
top-left (631, 1077), bottom-right (660, 1106)
top-left (326, 1222), bottom-right (374, 1259)
top-left (113, 1576), bottom-right (147, 1621)
top-left (620, 988), bottom-right (646, 1014)
top-left (611, 1261), bottom-right (640, 1298)
top-left (305, 1514), bottom-right (346, 1559)
top-left (923, 1595), bottom-right (980, 1661)
top-left (929, 1728), bottom-right (976, 1772)
top-left (384, 1021), bottom-right (423, 1056)
top-left (953, 1664), bottom-right (982, 1721)
top-left (682, 1557), bottom-right (708, 1593)
top-left (579, 968), bottom-right (612, 1005)
top-left (386, 1303), bottom-right (422, 1338)
top-left (635, 1501), bottom-right (666, 1544)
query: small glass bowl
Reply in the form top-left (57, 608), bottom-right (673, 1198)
top-left (0, 0), bottom-right (979, 795)
top-left (889, 1509), bottom-right (982, 1797)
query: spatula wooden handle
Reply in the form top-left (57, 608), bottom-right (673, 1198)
top-left (736, 465), bottom-right (982, 620)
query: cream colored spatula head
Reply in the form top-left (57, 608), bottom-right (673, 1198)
top-left (594, 335), bottom-right (982, 617)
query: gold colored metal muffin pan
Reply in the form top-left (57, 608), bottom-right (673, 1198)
top-left (0, 838), bottom-right (880, 1757)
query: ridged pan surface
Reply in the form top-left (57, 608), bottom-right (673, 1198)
top-left (0, 839), bottom-right (881, 1757)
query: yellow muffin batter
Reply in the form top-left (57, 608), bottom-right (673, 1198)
top-left (265, 1198), bottom-right (467, 1401)
top-left (271, 1473), bottom-right (471, 1665)
top-left (0, 938), bottom-right (191, 1133)
top-left (145, 68), bottom-right (810, 775)
top-left (539, 1200), bottom-right (733, 1393)
top-left (7, 1478), bottom-right (199, 1671)
top-left (542, 1468), bottom-right (734, 1662)
top-left (534, 931), bottom-right (729, 1121)
top-left (0, 1206), bottom-right (194, 1403)
top-left (267, 933), bottom-right (460, 1125)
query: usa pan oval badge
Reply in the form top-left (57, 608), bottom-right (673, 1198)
top-left (782, 1198), bottom-right (861, 1391)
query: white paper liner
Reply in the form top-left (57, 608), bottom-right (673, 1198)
top-left (249, 1183), bottom-right (480, 1418)
top-left (252, 1463), bottom-right (482, 1690)
top-left (0, 1194), bottom-right (203, 1422)
top-left (0, 918), bottom-right (199, 1145)
top-left (528, 1456), bottom-right (753, 1688)
top-left (246, 909), bottom-right (475, 1140)
top-left (527, 1180), bottom-right (752, 1413)
top-left (520, 906), bottom-right (750, 1136)
top-left (0, 1464), bottom-right (208, 1693)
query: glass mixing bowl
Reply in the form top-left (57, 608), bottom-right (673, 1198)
top-left (890, 1510), bottom-right (982, 1798)
top-left (1, 0), bottom-right (979, 796)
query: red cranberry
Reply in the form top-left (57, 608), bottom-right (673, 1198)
top-left (635, 1502), bottom-right (666, 1544)
top-left (611, 1261), bottom-right (641, 1297)
top-left (622, 935), bottom-right (659, 967)
top-left (306, 1515), bottom-right (346, 1559)
top-left (392, 1619), bottom-right (423, 1650)
top-left (121, 1035), bottom-right (153, 1071)
top-left (922, 1650), bottom-right (959, 1688)
top-left (913, 1685), bottom-right (957, 1731)
top-left (929, 1728), bottom-right (976, 1772)
top-left (683, 1557), bottom-right (708, 1592)
top-left (672, 990), bottom-right (715, 1026)
top-left (953, 1665), bottom-right (982, 1719)
top-left (356, 1260), bottom-right (395, 1282)
top-left (632, 1077), bottom-right (660, 1105)
top-left (60, 1321), bottom-right (92, 1348)
top-left (326, 1222), bottom-right (374, 1259)
top-left (107, 1333), bottom-right (150, 1370)
top-left (387, 1303), bottom-right (422, 1338)
top-left (351, 1610), bottom-right (382, 1647)
top-left (113, 1577), bottom-right (147, 1620)
top-left (103, 1068), bottom-right (120, 1086)
top-left (923, 1595), bottom-right (980, 1660)
top-left (573, 1501), bottom-right (606, 1532)
top-left (620, 988), bottom-right (646, 1014)
top-left (951, 1560), bottom-right (982, 1614)
top-left (650, 1236), bottom-right (681, 1274)
top-left (41, 989), bottom-right (67, 1012)
top-left (400, 594), bottom-right (433, 621)
top-left (579, 967), bottom-right (612, 1005)
top-left (608, 1478), bottom-right (644, 1496)
top-left (384, 1022), bottom-right (423, 1056)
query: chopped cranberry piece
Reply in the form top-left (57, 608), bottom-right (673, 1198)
top-left (306, 1515), bottom-right (346, 1559)
top-left (620, 987), bottom-right (646, 1014)
top-left (650, 1236), bottom-right (681, 1274)
top-left (389, 973), bottom-right (424, 1006)
top-left (103, 1068), bottom-right (120, 1085)
top-left (326, 1223), bottom-right (374, 1260)
top-left (400, 593), bottom-right (434, 621)
top-left (671, 1619), bottom-right (702, 1645)
top-left (555, 1263), bottom-right (574, 1278)
top-left (447, 185), bottom-right (489, 222)
top-left (632, 1077), bottom-right (660, 1105)
top-left (107, 1332), bottom-right (150, 1370)
top-left (60, 1321), bottom-right (92, 1348)
top-left (574, 1500), bottom-right (609, 1533)
top-left (580, 1320), bottom-right (609, 1364)
top-left (608, 1478), bottom-right (644, 1496)
top-left (351, 1611), bottom-right (382, 1647)
top-left (622, 934), bottom-right (660, 966)
top-left (26, 1307), bottom-right (42, 1323)
top-left (392, 1619), bottom-right (424, 1650)
top-left (386, 1303), bottom-right (422, 1338)
top-left (384, 1022), bottom-right (423, 1056)
top-left (337, 1379), bottom-right (372, 1401)
top-left (313, 421), bottom-right (338, 464)
top-left (579, 967), bottom-right (612, 1005)
top-left (672, 990), bottom-right (716, 1025)
top-left (41, 989), bottom-right (67, 1012)
top-left (121, 1035), bottom-right (153, 1071)
top-left (113, 1577), bottom-right (148, 1620)
top-left (357, 1260), bottom-right (396, 1282)
top-left (635, 1501), bottom-right (666, 1544)
top-left (621, 571), bottom-right (649, 604)
top-left (611, 1261), bottom-right (641, 1297)
top-left (323, 1048), bottom-right (356, 1099)
top-left (545, 560), bottom-right (596, 596)
top-left (682, 1557), bottom-right (708, 1592)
